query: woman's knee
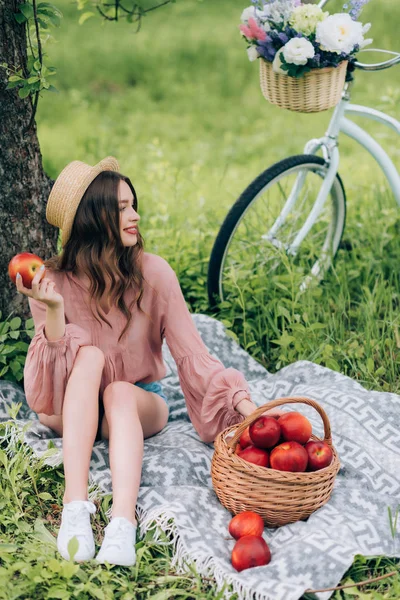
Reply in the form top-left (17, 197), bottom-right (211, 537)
top-left (74, 345), bottom-right (105, 372)
top-left (103, 381), bottom-right (138, 410)
top-left (38, 413), bottom-right (63, 436)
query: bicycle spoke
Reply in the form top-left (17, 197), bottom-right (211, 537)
top-left (217, 162), bottom-right (345, 302)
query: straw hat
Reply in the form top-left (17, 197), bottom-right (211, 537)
top-left (46, 156), bottom-right (120, 247)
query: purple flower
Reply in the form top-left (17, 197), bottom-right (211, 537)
top-left (342, 0), bottom-right (371, 20)
top-left (278, 32), bottom-right (289, 44)
top-left (256, 37), bottom-right (278, 62)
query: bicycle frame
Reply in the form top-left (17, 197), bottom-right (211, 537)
top-left (282, 88), bottom-right (400, 253)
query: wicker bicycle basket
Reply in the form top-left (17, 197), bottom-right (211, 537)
top-left (259, 59), bottom-right (348, 113)
top-left (211, 397), bottom-right (340, 527)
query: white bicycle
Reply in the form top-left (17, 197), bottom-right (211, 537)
top-left (207, 1), bottom-right (400, 306)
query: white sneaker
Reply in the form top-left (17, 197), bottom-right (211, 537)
top-left (57, 500), bottom-right (97, 562)
top-left (95, 517), bottom-right (137, 567)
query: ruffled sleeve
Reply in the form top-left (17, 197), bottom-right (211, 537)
top-left (160, 265), bottom-right (249, 443)
top-left (23, 297), bottom-right (92, 416)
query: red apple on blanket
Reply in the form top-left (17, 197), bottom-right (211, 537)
top-left (305, 440), bottom-right (333, 471)
top-left (8, 252), bottom-right (44, 289)
top-left (239, 426), bottom-right (252, 449)
top-left (270, 441), bottom-right (308, 472)
top-left (249, 416), bottom-right (281, 449)
top-left (229, 511), bottom-right (264, 540)
top-left (278, 412), bottom-right (312, 445)
top-left (238, 446), bottom-right (269, 468)
top-left (231, 535), bottom-right (271, 572)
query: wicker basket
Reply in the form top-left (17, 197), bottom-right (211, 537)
top-left (259, 59), bottom-right (348, 113)
top-left (211, 396), bottom-right (340, 527)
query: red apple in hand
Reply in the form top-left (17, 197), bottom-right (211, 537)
top-left (8, 253), bottom-right (44, 289)
top-left (270, 441), bottom-right (308, 472)
top-left (305, 441), bottom-right (333, 471)
top-left (239, 426), bottom-right (252, 449)
top-left (278, 412), bottom-right (312, 445)
top-left (249, 416), bottom-right (281, 449)
top-left (231, 535), bottom-right (271, 572)
top-left (228, 511), bottom-right (264, 540)
top-left (238, 446), bottom-right (269, 468)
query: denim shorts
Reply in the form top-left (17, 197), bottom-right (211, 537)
top-left (96, 380), bottom-right (167, 442)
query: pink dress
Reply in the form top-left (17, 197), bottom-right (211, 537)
top-left (23, 252), bottom-right (249, 442)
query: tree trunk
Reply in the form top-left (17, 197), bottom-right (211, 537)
top-left (0, 0), bottom-right (57, 322)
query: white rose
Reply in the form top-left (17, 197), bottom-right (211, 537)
top-left (360, 37), bottom-right (373, 49)
top-left (240, 6), bottom-right (257, 23)
top-left (316, 13), bottom-right (365, 55)
top-left (247, 46), bottom-right (259, 62)
top-left (282, 37), bottom-right (315, 65)
top-left (272, 50), bottom-right (287, 74)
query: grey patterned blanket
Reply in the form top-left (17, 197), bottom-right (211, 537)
top-left (1, 314), bottom-right (399, 600)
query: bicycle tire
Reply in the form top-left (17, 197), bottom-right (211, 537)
top-left (207, 154), bottom-right (346, 307)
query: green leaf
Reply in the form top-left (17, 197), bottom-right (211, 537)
top-left (148, 590), bottom-right (192, 600)
top-left (61, 559), bottom-right (79, 579)
top-left (9, 331), bottom-right (20, 340)
top-left (79, 11), bottom-right (95, 25)
top-left (32, 518), bottom-right (57, 549)
top-left (6, 80), bottom-right (22, 90)
top-left (9, 317), bottom-right (21, 330)
top-left (27, 76), bottom-right (40, 84)
top-left (38, 492), bottom-right (53, 501)
top-left (0, 544), bottom-right (19, 554)
top-left (14, 12), bottom-right (28, 23)
top-left (277, 305), bottom-right (291, 320)
top-left (10, 359), bottom-right (22, 376)
top-left (308, 322), bottom-right (326, 330)
top-left (67, 537), bottom-right (79, 562)
top-left (47, 85), bottom-right (59, 93)
top-left (18, 86), bottom-right (31, 99)
top-left (9, 75), bottom-right (23, 82)
top-left (20, 3), bottom-right (34, 19)
top-left (37, 17), bottom-right (50, 29)
top-left (47, 13), bottom-right (61, 26)
top-left (38, 2), bottom-right (63, 18)
top-left (47, 586), bottom-right (70, 599)
top-left (47, 558), bottom-right (61, 573)
top-left (272, 331), bottom-right (295, 348)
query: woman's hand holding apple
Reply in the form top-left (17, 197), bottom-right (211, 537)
top-left (16, 265), bottom-right (64, 310)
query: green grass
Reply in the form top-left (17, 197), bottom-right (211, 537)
top-left (2, 0), bottom-right (400, 597)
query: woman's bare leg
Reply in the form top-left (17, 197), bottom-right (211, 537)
top-left (40, 346), bottom-right (105, 504)
top-left (101, 381), bottom-right (169, 525)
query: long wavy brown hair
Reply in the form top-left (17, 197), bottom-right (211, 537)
top-left (45, 170), bottom-right (149, 343)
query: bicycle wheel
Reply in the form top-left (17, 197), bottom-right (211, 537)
top-left (208, 155), bottom-right (346, 306)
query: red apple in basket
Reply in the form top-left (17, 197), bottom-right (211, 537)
top-left (305, 440), bottom-right (333, 471)
top-left (8, 252), bottom-right (44, 289)
top-left (228, 511), bottom-right (264, 540)
top-left (239, 426), bottom-right (252, 449)
top-left (278, 412), bottom-right (312, 445)
top-left (249, 416), bottom-right (281, 449)
top-left (238, 446), bottom-right (269, 468)
top-left (235, 443), bottom-right (242, 455)
top-left (270, 441), bottom-right (308, 472)
top-left (231, 535), bottom-right (271, 572)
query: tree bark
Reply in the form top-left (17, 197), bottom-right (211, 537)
top-left (0, 0), bottom-right (57, 322)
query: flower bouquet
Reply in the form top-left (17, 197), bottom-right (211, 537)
top-left (240, 0), bottom-right (373, 112)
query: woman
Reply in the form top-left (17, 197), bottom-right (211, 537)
top-left (16, 157), bottom-right (260, 567)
